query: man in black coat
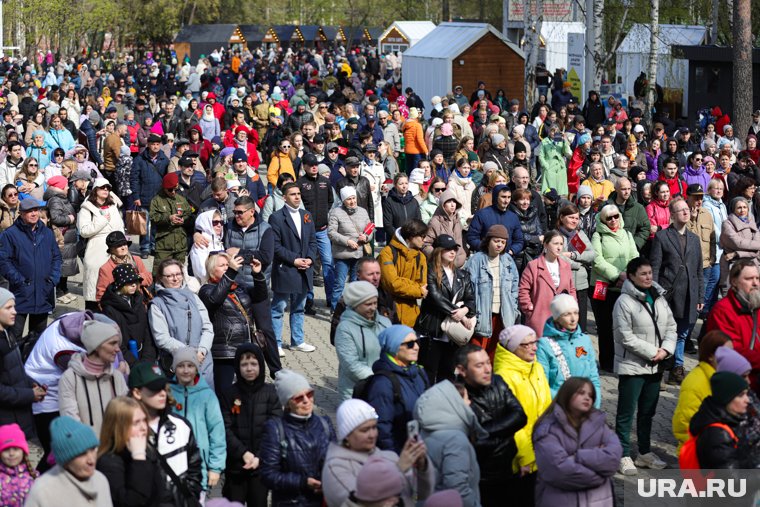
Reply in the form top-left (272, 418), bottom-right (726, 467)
top-left (335, 157), bottom-right (374, 222)
top-left (456, 344), bottom-right (527, 507)
top-left (650, 197), bottom-right (705, 386)
top-left (269, 183), bottom-right (318, 355)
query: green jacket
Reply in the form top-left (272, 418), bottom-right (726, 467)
top-left (150, 190), bottom-right (194, 253)
top-left (590, 214), bottom-right (639, 289)
top-left (605, 192), bottom-right (651, 249)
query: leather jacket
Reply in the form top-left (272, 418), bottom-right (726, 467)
top-left (415, 266), bottom-right (476, 338)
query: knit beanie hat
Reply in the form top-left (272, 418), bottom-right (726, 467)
top-left (336, 399), bottom-right (378, 441)
top-left (353, 456), bottom-right (404, 502)
top-left (424, 490), bottom-right (464, 507)
top-left (716, 347), bottom-right (752, 376)
top-left (0, 423), bottom-right (29, 455)
top-left (484, 224), bottom-right (508, 241)
top-left (80, 320), bottom-right (120, 354)
top-left (491, 133), bottom-right (506, 146)
top-left (339, 186), bottom-right (357, 202)
top-left (551, 294), bottom-right (580, 320)
top-left (274, 369), bottom-right (312, 406)
top-left (377, 324), bottom-right (415, 355)
top-left (172, 346), bottom-right (200, 371)
top-left (47, 175), bottom-right (69, 190)
top-left (576, 185), bottom-right (594, 200)
top-left (513, 140), bottom-right (527, 154)
top-left (577, 132), bottom-right (592, 146)
top-left (499, 325), bottom-right (536, 352)
top-left (0, 288), bottom-right (15, 310)
top-left (342, 281), bottom-right (378, 310)
top-left (162, 171), bottom-right (179, 190)
top-left (482, 161), bottom-right (498, 174)
top-left (710, 371), bottom-right (749, 406)
top-left (50, 416), bottom-right (99, 464)
top-left (112, 264), bottom-right (142, 289)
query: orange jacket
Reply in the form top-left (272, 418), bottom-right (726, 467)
top-left (403, 120), bottom-right (428, 155)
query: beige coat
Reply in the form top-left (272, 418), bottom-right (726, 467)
top-left (78, 194), bottom-right (124, 301)
top-left (423, 189), bottom-right (467, 268)
top-left (25, 465), bottom-right (112, 507)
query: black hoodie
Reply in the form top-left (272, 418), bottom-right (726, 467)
top-left (219, 343), bottom-right (282, 476)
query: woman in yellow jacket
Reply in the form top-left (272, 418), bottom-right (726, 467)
top-left (493, 324), bottom-right (552, 506)
top-left (378, 219), bottom-right (428, 327)
top-left (672, 330), bottom-right (733, 450)
top-left (267, 137), bottom-right (296, 187)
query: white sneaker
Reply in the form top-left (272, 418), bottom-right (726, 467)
top-left (291, 343), bottom-right (316, 352)
top-left (278, 347), bottom-right (286, 358)
top-left (635, 452), bottom-right (667, 470)
top-left (619, 456), bottom-right (638, 476)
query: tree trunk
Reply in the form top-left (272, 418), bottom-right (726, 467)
top-left (643, 0), bottom-right (659, 129)
top-left (733, 0), bottom-right (752, 137)
top-left (443, 0), bottom-right (449, 21)
top-left (523, 0), bottom-right (543, 107)
top-left (592, 0), bottom-right (604, 88)
top-left (710, 0), bottom-right (719, 43)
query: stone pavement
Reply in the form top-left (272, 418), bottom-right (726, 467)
top-left (27, 251), bottom-right (699, 504)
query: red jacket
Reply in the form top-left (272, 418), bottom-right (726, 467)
top-left (706, 289), bottom-right (760, 390)
top-left (658, 173), bottom-right (687, 198)
top-left (567, 147), bottom-right (586, 194)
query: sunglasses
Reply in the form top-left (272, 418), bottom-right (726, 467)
top-left (606, 214), bottom-right (620, 221)
top-left (433, 187), bottom-right (446, 193)
top-left (292, 390), bottom-right (314, 403)
top-left (5, 192), bottom-right (18, 197)
top-left (233, 209), bottom-right (252, 215)
top-left (401, 339), bottom-right (419, 349)
top-left (211, 220), bottom-right (224, 226)
top-left (27, 163), bottom-right (38, 167)
top-left (280, 145), bottom-right (291, 149)
top-left (55, 153), bottom-right (64, 157)
top-left (329, 149), bottom-right (339, 154)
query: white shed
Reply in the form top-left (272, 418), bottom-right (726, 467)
top-left (615, 24), bottom-right (706, 110)
top-left (402, 22), bottom-right (526, 111)
top-left (539, 21), bottom-right (586, 75)
top-left (378, 21), bottom-right (436, 54)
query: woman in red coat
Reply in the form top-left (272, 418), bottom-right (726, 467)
top-left (224, 125), bottom-right (261, 168)
top-left (518, 231), bottom-right (577, 336)
top-left (568, 133), bottom-right (592, 198)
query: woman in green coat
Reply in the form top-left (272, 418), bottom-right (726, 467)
top-left (538, 123), bottom-right (572, 196)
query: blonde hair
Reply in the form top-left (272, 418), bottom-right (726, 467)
top-left (98, 397), bottom-right (146, 458)
top-left (205, 252), bottom-right (230, 280)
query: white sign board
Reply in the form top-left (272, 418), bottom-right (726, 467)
top-left (567, 32), bottom-right (585, 102)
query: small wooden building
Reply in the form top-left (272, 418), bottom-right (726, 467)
top-left (296, 25), bottom-right (322, 47)
top-left (378, 21), bottom-right (436, 54)
top-left (402, 22), bottom-right (526, 110)
top-left (174, 24), bottom-right (245, 62)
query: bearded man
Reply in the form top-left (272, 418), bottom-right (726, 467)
top-left (706, 258), bottom-right (760, 391)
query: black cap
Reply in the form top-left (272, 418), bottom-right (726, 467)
top-left (686, 183), bottom-right (704, 196)
top-left (106, 230), bottom-right (132, 250)
top-left (302, 153), bottom-right (319, 166)
top-left (543, 188), bottom-right (560, 202)
top-left (679, 127), bottom-right (691, 134)
top-left (147, 133), bottom-right (162, 143)
top-left (433, 234), bottom-right (459, 250)
top-left (313, 134), bottom-right (325, 144)
top-left (363, 143), bottom-right (377, 152)
top-left (345, 156), bottom-right (361, 167)
top-left (567, 98), bottom-right (576, 105)
top-left (105, 105), bottom-right (117, 113)
top-left (366, 114), bottom-right (376, 122)
top-left (347, 117), bottom-right (359, 125)
top-left (178, 156), bottom-right (194, 167)
top-left (175, 137), bottom-right (190, 148)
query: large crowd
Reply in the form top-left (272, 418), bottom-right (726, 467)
top-left (0, 44), bottom-right (758, 507)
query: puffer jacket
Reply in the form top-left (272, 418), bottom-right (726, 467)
top-left (259, 411), bottom-right (336, 507)
top-left (646, 198), bottom-right (671, 238)
top-left (45, 187), bottom-right (79, 277)
top-left (0, 200), bottom-right (18, 232)
top-left (78, 195), bottom-right (124, 301)
top-left (415, 265), bottom-right (476, 338)
top-left (423, 189), bottom-right (466, 267)
top-left (690, 396), bottom-right (746, 469)
top-left (169, 375), bottom-right (226, 490)
top-left (414, 381), bottom-right (485, 507)
top-left (420, 192), bottom-right (439, 223)
top-left (151, 412), bottom-right (203, 506)
top-left (130, 148), bottom-right (170, 206)
top-left (537, 318), bottom-right (601, 407)
top-left (189, 209), bottom-right (225, 283)
top-left (720, 213), bottom-right (760, 267)
top-left (199, 267), bottom-right (269, 360)
top-left (297, 173), bottom-right (334, 230)
top-left (219, 344), bottom-right (282, 477)
top-left (466, 375), bottom-right (527, 482)
top-left (590, 214), bottom-right (639, 291)
top-left (493, 344), bottom-right (552, 473)
top-left (366, 353), bottom-right (430, 453)
top-left (673, 361), bottom-right (714, 451)
top-left (382, 188), bottom-right (421, 239)
top-left (402, 119), bottom-right (427, 155)
top-left (224, 213), bottom-right (274, 287)
top-left (510, 202), bottom-right (544, 267)
top-left (327, 205), bottom-right (372, 260)
top-left (335, 308), bottom-right (391, 400)
top-left (0, 329), bottom-right (36, 437)
top-left (378, 234), bottom-right (427, 327)
top-left (57, 353), bottom-right (129, 435)
top-left (612, 280), bottom-right (677, 376)
top-left (463, 251), bottom-right (520, 338)
top-left (100, 284), bottom-right (155, 366)
top-left (533, 405), bottom-right (622, 507)
top-left (446, 172), bottom-right (476, 228)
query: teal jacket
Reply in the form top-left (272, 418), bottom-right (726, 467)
top-left (170, 376), bottom-right (227, 489)
top-left (536, 317), bottom-right (602, 408)
top-left (335, 308), bottom-right (391, 400)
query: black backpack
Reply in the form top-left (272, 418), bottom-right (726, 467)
top-left (352, 369), bottom-right (404, 404)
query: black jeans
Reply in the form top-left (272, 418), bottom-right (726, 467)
top-left (590, 290), bottom-right (621, 372)
top-left (251, 298), bottom-right (281, 378)
top-left (419, 336), bottom-right (457, 384)
top-left (577, 288), bottom-right (589, 333)
top-left (34, 411), bottom-right (59, 473)
top-left (12, 313), bottom-right (48, 340)
top-left (214, 358), bottom-right (236, 397)
top-left (223, 474), bottom-right (268, 506)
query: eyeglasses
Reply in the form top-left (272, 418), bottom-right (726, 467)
top-left (292, 390), bottom-right (314, 403)
top-left (162, 272), bottom-right (183, 279)
top-left (519, 340), bottom-right (539, 348)
top-left (401, 339), bottom-right (419, 349)
top-left (211, 220), bottom-right (224, 226)
top-left (433, 187), bottom-right (446, 193)
top-left (233, 208), bottom-right (253, 215)
top-left (606, 215), bottom-right (620, 221)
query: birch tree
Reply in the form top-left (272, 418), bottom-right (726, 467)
top-left (733, 0), bottom-right (752, 137)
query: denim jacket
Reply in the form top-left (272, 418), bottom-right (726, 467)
top-left (464, 251), bottom-right (520, 337)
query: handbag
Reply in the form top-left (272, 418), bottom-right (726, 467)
top-left (440, 288), bottom-right (474, 346)
top-left (126, 208), bottom-right (148, 236)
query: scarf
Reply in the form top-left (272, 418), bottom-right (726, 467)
top-left (83, 354), bottom-right (106, 376)
top-left (343, 204), bottom-right (357, 215)
top-left (152, 286), bottom-right (204, 348)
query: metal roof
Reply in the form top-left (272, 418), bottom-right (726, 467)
top-left (403, 22), bottom-right (524, 61)
top-left (379, 21), bottom-right (436, 45)
top-left (298, 25), bottom-right (321, 41)
top-left (272, 25), bottom-right (297, 40)
top-left (174, 24), bottom-right (238, 44)
top-left (320, 26), bottom-right (339, 40)
top-left (617, 24), bottom-right (707, 54)
top-left (239, 24), bottom-right (265, 43)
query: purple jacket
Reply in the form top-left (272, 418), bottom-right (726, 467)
top-left (533, 405), bottom-right (622, 507)
top-left (683, 165), bottom-right (711, 192)
top-left (645, 151), bottom-right (661, 181)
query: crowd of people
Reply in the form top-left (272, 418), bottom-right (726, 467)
top-left (0, 43), bottom-right (758, 507)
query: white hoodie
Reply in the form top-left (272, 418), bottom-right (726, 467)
top-left (190, 209), bottom-right (224, 283)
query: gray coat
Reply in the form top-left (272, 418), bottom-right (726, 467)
top-left (327, 205), bottom-right (372, 260)
top-left (649, 225), bottom-right (705, 322)
top-left (612, 280), bottom-right (677, 376)
top-left (561, 229), bottom-right (596, 291)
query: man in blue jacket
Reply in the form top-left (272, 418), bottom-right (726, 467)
top-left (130, 133), bottom-right (170, 258)
top-left (269, 183), bottom-right (318, 356)
top-left (0, 199), bottom-right (62, 338)
top-left (467, 184), bottom-right (524, 256)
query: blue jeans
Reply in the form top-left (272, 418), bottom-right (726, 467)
top-left (332, 258), bottom-right (359, 309)
top-left (674, 317), bottom-right (695, 367)
top-left (703, 264), bottom-right (720, 317)
top-left (307, 229), bottom-right (335, 305)
top-left (138, 206), bottom-right (155, 254)
top-left (271, 291), bottom-right (307, 347)
top-left (405, 153), bottom-right (424, 175)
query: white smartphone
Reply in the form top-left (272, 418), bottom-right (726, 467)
top-left (407, 420), bottom-right (420, 442)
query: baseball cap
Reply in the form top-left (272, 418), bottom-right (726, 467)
top-left (128, 362), bottom-right (168, 391)
top-left (686, 183), bottom-right (704, 196)
top-left (302, 153), bottom-right (319, 166)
